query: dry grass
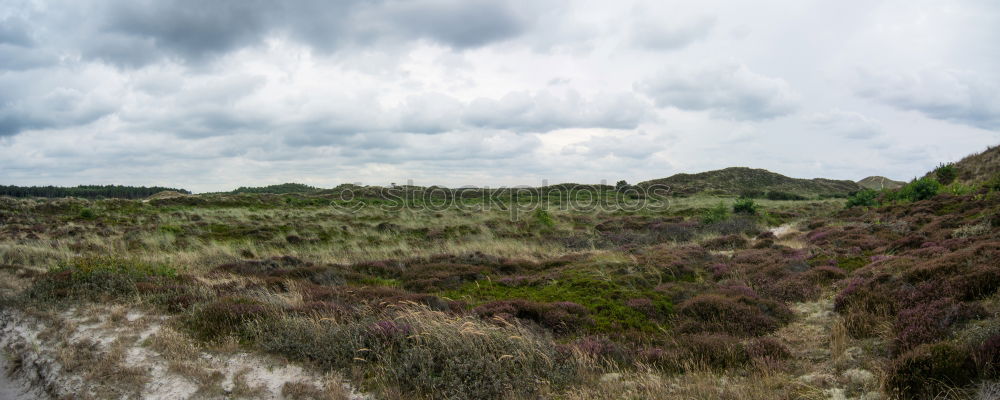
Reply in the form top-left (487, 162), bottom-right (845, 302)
top-left (281, 378), bottom-right (352, 400)
top-left (231, 368), bottom-right (269, 398)
top-left (830, 317), bottom-right (849, 366)
top-left (560, 364), bottom-right (827, 400)
top-left (57, 336), bottom-right (149, 399)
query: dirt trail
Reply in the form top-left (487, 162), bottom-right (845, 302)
top-left (775, 296), bottom-right (880, 400)
top-left (764, 222), bottom-right (880, 399)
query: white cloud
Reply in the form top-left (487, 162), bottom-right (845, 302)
top-left (1, 0), bottom-right (999, 190)
top-left (629, 16), bottom-right (715, 50)
top-left (635, 63), bottom-right (799, 120)
top-left (856, 68), bottom-right (1000, 131)
top-left (806, 110), bottom-right (882, 140)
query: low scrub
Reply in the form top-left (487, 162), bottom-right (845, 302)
top-left (258, 305), bottom-right (582, 399)
top-left (25, 256), bottom-right (177, 301)
top-left (885, 342), bottom-right (977, 399)
top-left (473, 299), bottom-right (593, 333)
top-left (676, 294), bottom-right (793, 337)
top-left (185, 296), bottom-right (277, 341)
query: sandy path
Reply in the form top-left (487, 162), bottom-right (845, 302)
top-left (775, 295), bottom-right (880, 400)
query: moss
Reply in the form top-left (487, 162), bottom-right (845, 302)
top-left (158, 224), bottom-right (184, 234)
top-left (354, 277), bottom-right (402, 287)
top-left (835, 255), bottom-right (869, 272)
top-left (445, 272), bottom-right (672, 333)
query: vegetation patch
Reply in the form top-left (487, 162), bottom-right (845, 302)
top-left (446, 272), bottom-right (672, 333)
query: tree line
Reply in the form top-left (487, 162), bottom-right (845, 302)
top-left (0, 185), bottom-right (190, 199)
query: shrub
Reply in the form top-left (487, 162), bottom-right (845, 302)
top-left (701, 234), bottom-right (749, 251)
top-left (894, 299), bottom-right (986, 354)
top-left (648, 222), bottom-right (696, 243)
top-left (765, 191), bottom-right (807, 201)
top-left (400, 263), bottom-right (486, 292)
top-left (984, 173), bottom-right (1000, 192)
top-left (706, 216), bottom-right (760, 236)
top-left (935, 163), bottom-right (958, 185)
top-left (78, 207), bottom-right (96, 219)
top-left (701, 202), bottom-right (730, 224)
top-left (259, 305), bottom-right (582, 399)
top-left (473, 299), bottom-right (593, 333)
top-left (615, 180), bottom-right (631, 193)
top-left (676, 294), bottom-right (792, 337)
top-left (976, 334), bottom-right (1000, 378)
top-left (898, 178), bottom-right (941, 202)
top-left (25, 256), bottom-right (177, 301)
top-left (185, 297), bottom-right (275, 341)
top-left (532, 208), bottom-right (555, 228)
top-left (885, 342), bottom-right (977, 399)
top-left (732, 197), bottom-right (758, 215)
top-left (448, 275), bottom-right (672, 333)
top-left (803, 265), bottom-right (847, 283)
top-left (573, 336), bottom-right (626, 362)
top-left (746, 336), bottom-right (791, 364)
top-left (845, 189), bottom-right (878, 208)
top-left (679, 334), bottom-right (749, 370)
top-left (952, 221), bottom-right (991, 238)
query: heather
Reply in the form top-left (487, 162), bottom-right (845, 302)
top-left (2, 149), bottom-right (1000, 398)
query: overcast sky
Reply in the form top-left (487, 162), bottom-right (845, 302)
top-left (1, 0), bottom-right (999, 192)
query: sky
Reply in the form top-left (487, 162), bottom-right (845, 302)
top-left (1, 0), bottom-right (999, 192)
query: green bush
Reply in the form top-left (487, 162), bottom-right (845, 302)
top-left (701, 202), bottom-right (730, 224)
top-left (78, 207), bottom-right (96, 219)
top-left (898, 178), bottom-right (941, 202)
top-left (942, 182), bottom-right (973, 196)
top-left (845, 189), bottom-right (879, 208)
top-left (532, 208), bottom-right (555, 228)
top-left (983, 173), bottom-right (1000, 192)
top-left (732, 198), bottom-right (758, 215)
top-left (447, 272), bottom-right (672, 333)
top-left (935, 163), bottom-right (958, 185)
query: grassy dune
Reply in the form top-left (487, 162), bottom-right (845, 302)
top-left (1, 176), bottom-right (999, 398)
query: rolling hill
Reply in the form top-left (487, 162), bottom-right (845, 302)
top-left (924, 144), bottom-right (1000, 185)
top-left (857, 176), bottom-right (905, 190)
top-left (637, 167), bottom-right (861, 198)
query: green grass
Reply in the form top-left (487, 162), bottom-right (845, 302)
top-left (445, 271), bottom-right (672, 333)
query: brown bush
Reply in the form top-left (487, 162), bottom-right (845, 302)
top-left (676, 294), bottom-right (793, 337)
top-left (701, 234), bottom-right (749, 250)
top-left (885, 342), bottom-right (977, 399)
top-left (474, 299), bottom-right (593, 333)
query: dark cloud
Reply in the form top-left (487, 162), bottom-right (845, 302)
top-left (0, 17), bottom-right (34, 47)
top-left (62, 0), bottom-right (536, 67)
top-left (97, 0), bottom-right (274, 64)
top-left (636, 64), bottom-right (798, 120)
top-left (857, 69), bottom-right (1000, 131)
top-left (0, 69), bottom-right (119, 136)
top-left (371, 0), bottom-right (529, 48)
top-left (0, 45), bottom-right (58, 70)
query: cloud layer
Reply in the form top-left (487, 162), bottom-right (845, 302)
top-left (1, 0), bottom-right (998, 192)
